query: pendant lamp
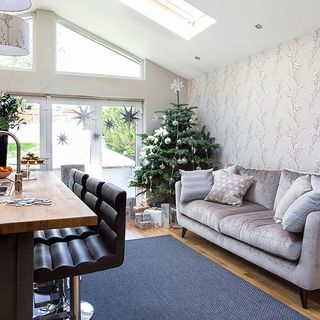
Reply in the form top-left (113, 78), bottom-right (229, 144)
top-left (0, 13), bottom-right (29, 56)
top-left (0, 0), bottom-right (31, 12)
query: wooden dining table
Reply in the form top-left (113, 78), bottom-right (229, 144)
top-left (0, 171), bottom-right (97, 320)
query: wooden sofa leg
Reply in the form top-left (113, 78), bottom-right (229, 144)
top-left (298, 287), bottom-right (308, 309)
top-left (181, 228), bottom-right (187, 238)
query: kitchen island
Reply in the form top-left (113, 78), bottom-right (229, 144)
top-left (0, 171), bottom-right (97, 319)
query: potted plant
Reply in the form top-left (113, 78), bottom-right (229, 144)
top-left (0, 92), bottom-right (30, 167)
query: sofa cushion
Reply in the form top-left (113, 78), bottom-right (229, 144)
top-left (311, 175), bottom-right (320, 190)
top-left (180, 169), bottom-right (213, 202)
top-left (205, 172), bottom-right (254, 207)
top-left (180, 200), bottom-right (266, 233)
top-left (282, 191), bottom-right (320, 233)
top-left (237, 166), bottom-right (281, 210)
top-left (274, 175), bottom-right (312, 223)
top-left (273, 169), bottom-right (304, 209)
top-left (219, 211), bottom-right (302, 261)
top-left (213, 165), bottom-right (237, 180)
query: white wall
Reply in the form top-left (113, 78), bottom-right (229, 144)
top-left (0, 9), bottom-right (188, 133)
top-left (189, 27), bottom-right (320, 173)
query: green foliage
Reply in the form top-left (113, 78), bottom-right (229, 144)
top-left (129, 91), bottom-right (219, 204)
top-left (0, 92), bottom-right (31, 130)
top-left (8, 142), bottom-right (39, 159)
top-left (101, 107), bottom-right (136, 158)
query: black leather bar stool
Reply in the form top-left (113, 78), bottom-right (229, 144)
top-left (69, 169), bottom-right (89, 200)
top-left (34, 182), bottom-right (127, 320)
top-left (34, 171), bottom-right (101, 245)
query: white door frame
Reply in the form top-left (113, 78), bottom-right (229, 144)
top-left (20, 95), bottom-right (143, 171)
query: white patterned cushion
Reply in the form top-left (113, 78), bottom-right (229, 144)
top-left (212, 164), bottom-right (237, 180)
top-left (205, 172), bottom-right (254, 207)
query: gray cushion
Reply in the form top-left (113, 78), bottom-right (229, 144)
top-left (219, 210), bottom-right (302, 261)
top-left (238, 166), bottom-right (281, 209)
top-left (282, 191), bottom-right (320, 233)
top-left (311, 175), bottom-right (320, 190)
top-left (273, 169), bottom-right (304, 210)
top-left (180, 200), bottom-right (266, 233)
top-left (180, 169), bottom-right (213, 202)
top-left (274, 175), bottom-right (312, 223)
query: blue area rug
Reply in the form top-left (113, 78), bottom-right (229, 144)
top-left (82, 235), bottom-right (307, 320)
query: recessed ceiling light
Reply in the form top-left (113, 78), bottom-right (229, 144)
top-left (194, 56), bottom-right (200, 60)
top-left (255, 24), bottom-right (263, 29)
top-left (118, 0), bottom-right (216, 40)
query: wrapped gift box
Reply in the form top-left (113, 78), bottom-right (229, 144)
top-left (144, 208), bottom-right (162, 226)
top-left (135, 212), bottom-right (153, 230)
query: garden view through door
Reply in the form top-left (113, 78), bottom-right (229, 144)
top-left (8, 101), bottom-right (41, 171)
top-left (51, 99), bottom-right (141, 197)
top-left (101, 105), bottom-right (139, 198)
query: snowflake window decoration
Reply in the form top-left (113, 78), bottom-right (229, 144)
top-left (72, 106), bottom-right (94, 125)
top-left (57, 133), bottom-right (68, 146)
top-left (92, 132), bottom-right (101, 141)
top-left (104, 118), bottom-right (113, 129)
top-left (121, 106), bottom-right (139, 126)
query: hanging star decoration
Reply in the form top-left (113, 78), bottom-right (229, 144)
top-left (92, 132), bottom-right (101, 141)
top-left (104, 118), bottom-right (113, 130)
top-left (57, 133), bottom-right (68, 146)
top-left (72, 105), bottom-right (94, 125)
top-left (121, 106), bottom-right (139, 126)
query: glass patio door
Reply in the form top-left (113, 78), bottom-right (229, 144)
top-left (8, 96), bottom-right (46, 171)
top-left (51, 98), bottom-right (93, 176)
top-left (48, 97), bottom-right (142, 197)
top-left (98, 101), bottom-right (142, 198)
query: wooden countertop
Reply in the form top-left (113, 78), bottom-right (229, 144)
top-left (0, 171), bottom-right (97, 234)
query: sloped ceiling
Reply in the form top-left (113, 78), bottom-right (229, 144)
top-left (29, 0), bottom-right (320, 79)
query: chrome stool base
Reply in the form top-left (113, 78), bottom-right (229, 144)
top-left (81, 301), bottom-right (94, 320)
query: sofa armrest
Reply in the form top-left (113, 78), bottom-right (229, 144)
top-left (297, 211), bottom-right (320, 290)
top-left (175, 181), bottom-right (182, 223)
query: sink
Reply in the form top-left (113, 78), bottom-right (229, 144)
top-left (0, 181), bottom-right (14, 196)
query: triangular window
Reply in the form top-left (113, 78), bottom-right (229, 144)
top-left (56, 20), bottom-right (142, 79)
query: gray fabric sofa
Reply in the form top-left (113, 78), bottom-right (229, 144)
top-left (175, 167), bottom-right (320, 309)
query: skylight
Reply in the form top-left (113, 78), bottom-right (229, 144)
top-left (119, 0), bottom-right (216, 40)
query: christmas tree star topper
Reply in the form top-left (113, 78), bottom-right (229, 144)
top-left (170, 78), bottom-right (184, 105)
top-left (170, 79), bottom-right (184, 93)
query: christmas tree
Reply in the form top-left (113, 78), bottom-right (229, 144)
top-left (129, 79), bottom-right (219, 203)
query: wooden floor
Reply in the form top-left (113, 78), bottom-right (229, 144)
top-left (126, 220), bottom-right (320, 320)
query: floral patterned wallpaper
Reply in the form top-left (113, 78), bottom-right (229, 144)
top-left (189, 28), bottom-right (320, 172)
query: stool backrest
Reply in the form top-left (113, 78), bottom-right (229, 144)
top-left (99, 183), bottom-right (126, 258)
top-left (83, 177), bottom-right (104, 215)
top-left (70, 169), bottom-right (89, 200)
top-left (61, 164), bottom-right (85, 186)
